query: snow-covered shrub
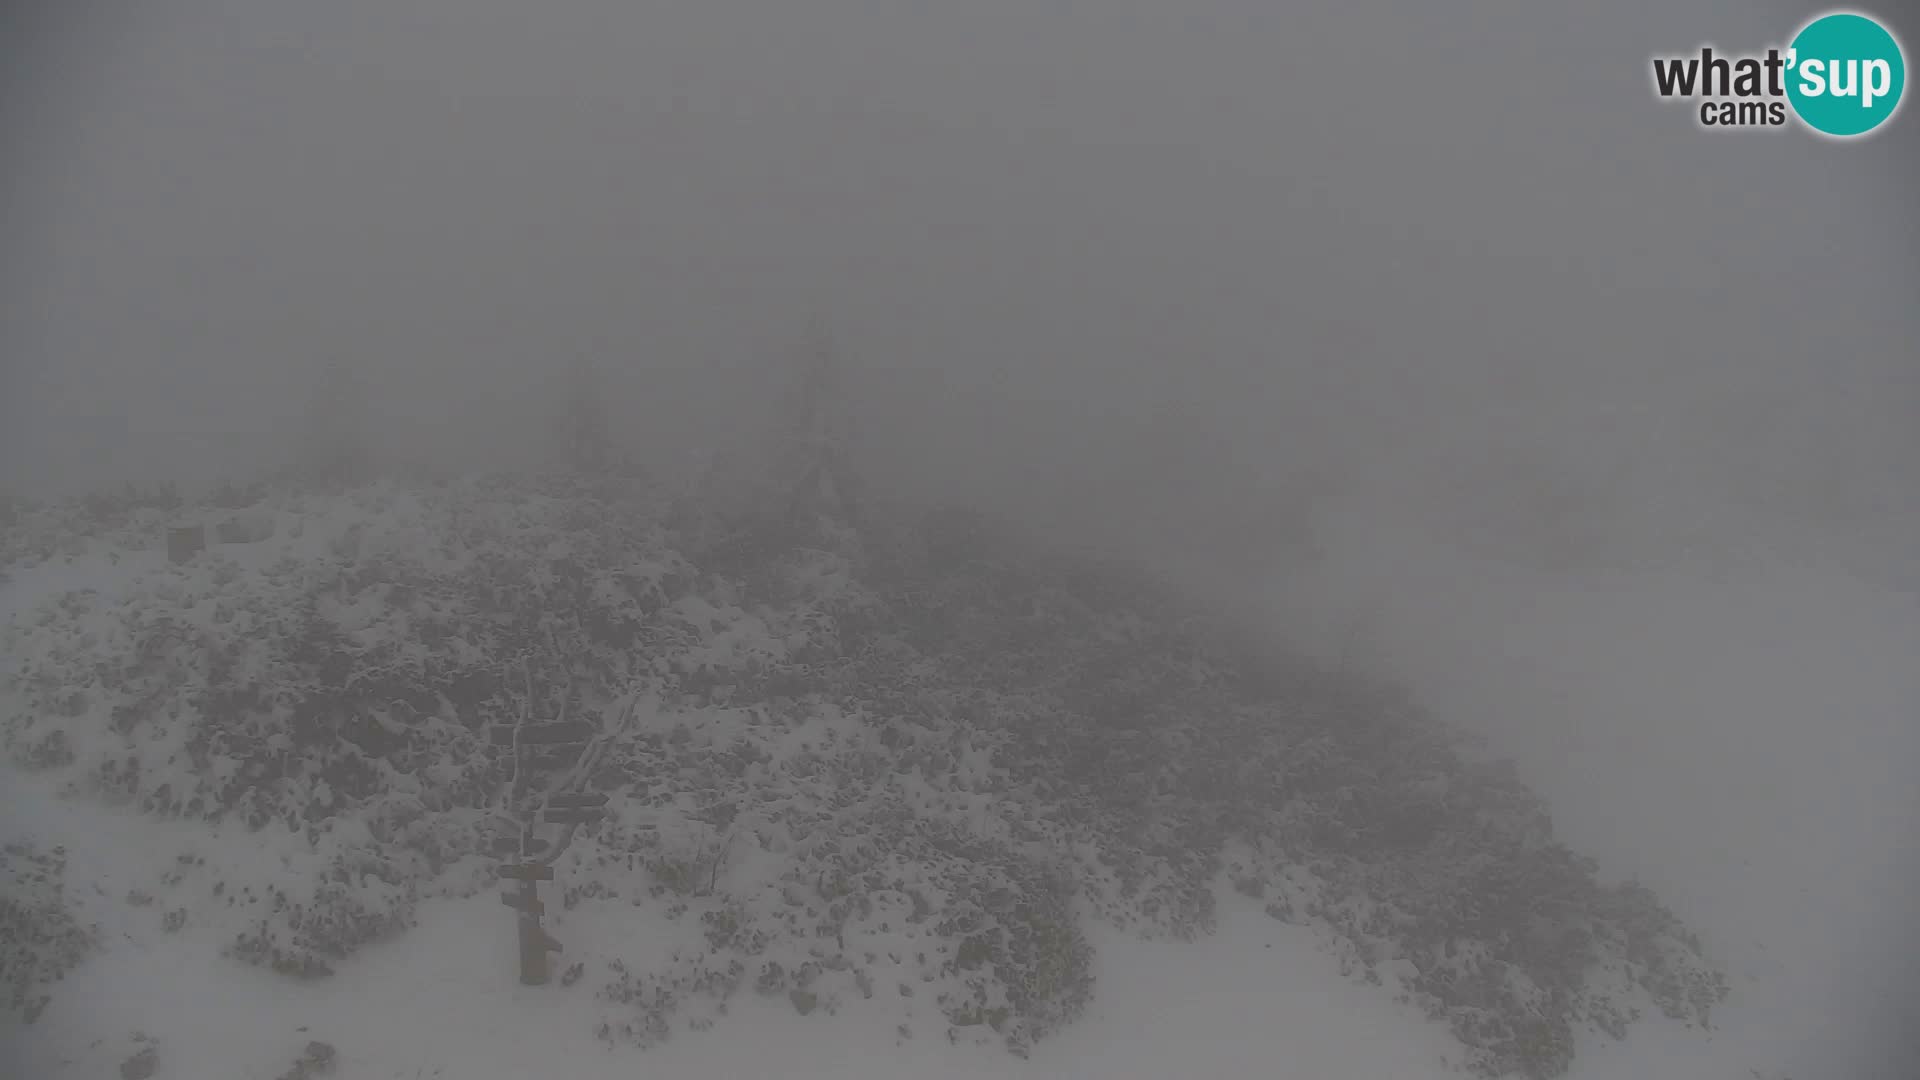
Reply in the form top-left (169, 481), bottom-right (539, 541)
top-left (0, 842), bottom-right (96, 1022)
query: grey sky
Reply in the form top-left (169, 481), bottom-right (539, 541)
top-left (3, 1), bottom-right (1917, 1074)
top-left (5, 2), bottom-right (1914, 527)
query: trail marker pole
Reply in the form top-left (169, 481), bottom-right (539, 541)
top-left (513, 878), bottom-right (551, 985)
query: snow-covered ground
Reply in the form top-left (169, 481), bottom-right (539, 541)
top-left (0, 765), bottom-right (1759, 1080)
top-left (3, 495), bottom-right (1909, 1080)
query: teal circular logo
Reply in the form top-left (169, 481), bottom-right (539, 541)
top-left (1787, 12), bottom-right (1906, 137)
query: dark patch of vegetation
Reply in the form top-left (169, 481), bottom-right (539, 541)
top-left (0, 842), bottom-right (97, 1023)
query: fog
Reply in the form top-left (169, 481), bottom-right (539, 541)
top-left (4, 0), bottom-right (1917, 1075)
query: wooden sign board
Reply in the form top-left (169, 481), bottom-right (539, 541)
top-left (167, 525), bottom-right (205, 564)
top-left (544, 791), bottom-right (610, 809)
top-left (498, 862), bottom-right (555, 881)
top-left (487, 721), bottom-right (597, 747)
top-left (542, 807), bottom-right (606, 827)
top-left (501, 891), bottom-right (545, 916)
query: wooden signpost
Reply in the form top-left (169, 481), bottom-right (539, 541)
top-left (498, 861), bottom-right (554, 882)
top-left (542, 791), bottom-right (609, 828)
top-left (166, 524), bottom-right (205, 564)
top-left (487, 720), bottom-right (597, 747)
top-left (487, 690), bottom-right (636, 987)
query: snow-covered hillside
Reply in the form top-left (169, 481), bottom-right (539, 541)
top-left (2, 477), bottom-right (1734, 1079)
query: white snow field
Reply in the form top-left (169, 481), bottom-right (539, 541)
top-left (0, 767), bottom-right (1776, 1080)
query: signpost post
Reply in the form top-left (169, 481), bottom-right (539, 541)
top-left (499, 852), bottom-right (563, 985)
top-left (499, 871), bottom-right (557, 985)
